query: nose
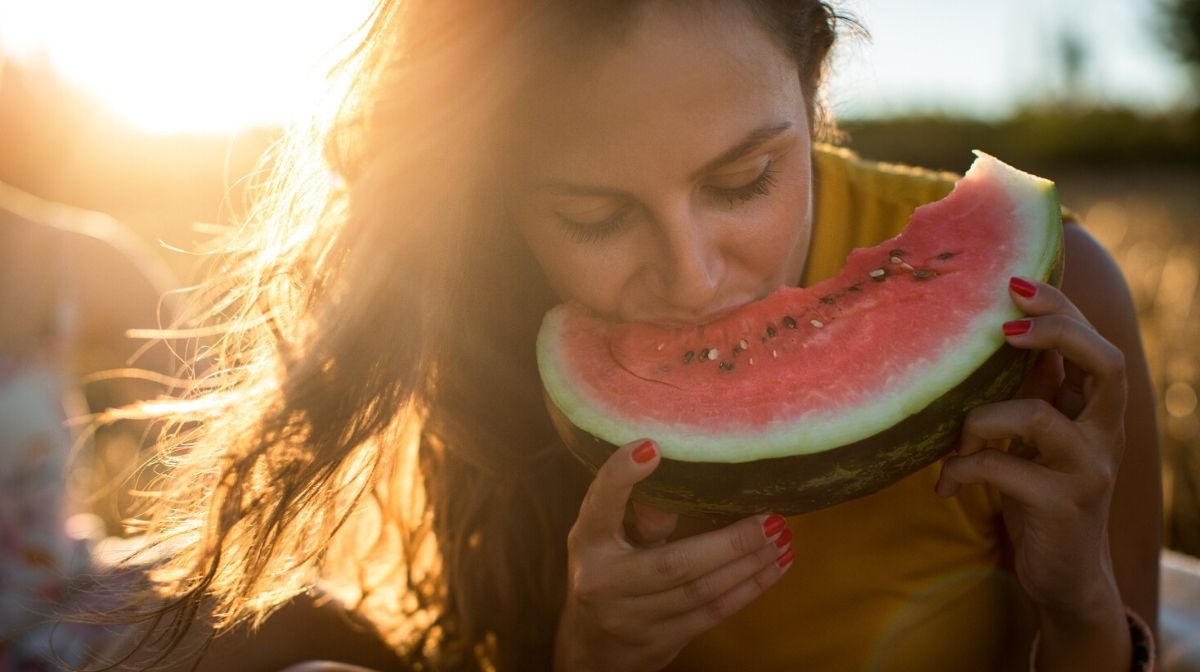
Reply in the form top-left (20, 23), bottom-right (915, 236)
top-left (646, 203), bottom-right (725, 318)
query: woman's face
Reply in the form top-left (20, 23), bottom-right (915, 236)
top-left (510, 3), bottom-right (814, 327)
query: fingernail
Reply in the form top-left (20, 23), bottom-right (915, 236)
top-left (1003, 319), bottom-right (1032, 336)
top-left (774, 528), bottom-right (793, 548)
top-left (632, 440), bottom-right (657, 464)
top-left (1009, 276), bottom-right (1038, 298)
top-left (776, 547), bottom-right (795, 568)
top-left (762, 513), bottom-right (786, 538)
top-left (934, 477), bottom-right (943, 496)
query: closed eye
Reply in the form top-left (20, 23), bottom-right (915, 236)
top-left (555, 205), bottom-right (631, 243)
top-left (703, 159), bottom-right (778, 207)
top-left (552, 156), bottom-right (779, 244)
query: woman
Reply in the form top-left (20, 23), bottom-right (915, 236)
top-left (99, 1), bottom-right (1161, 670)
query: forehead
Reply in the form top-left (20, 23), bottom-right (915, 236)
top-left (511, 2), bottom-right (806, 185)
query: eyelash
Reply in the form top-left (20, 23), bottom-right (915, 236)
top-left (557, 159), bottom-right (779, 244)
top-left (558, 212), bottom-right (628, 244)
top-left (705, 159), bottom-right (779, 208)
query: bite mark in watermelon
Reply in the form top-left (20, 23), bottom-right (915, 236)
top-left (537, 151), bottom-right (1064, 518)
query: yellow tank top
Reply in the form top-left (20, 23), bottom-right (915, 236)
top-left (665, 145), bottom-right (1040, 672)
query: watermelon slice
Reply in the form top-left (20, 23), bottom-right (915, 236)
top-left (537, 151), bottom-right (1064, 518)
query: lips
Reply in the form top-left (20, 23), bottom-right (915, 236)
top-left (643, 299), bottom-right (754, 328)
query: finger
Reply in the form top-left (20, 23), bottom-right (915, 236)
top-left (574, 439), bottom-right (660, 546)
top-left (1001, 314), bottom-right (1126, 424)
top-left (1054, 356), bottom-right (1089, 423)
top-left (936, 447), bottom-right (1057, 502)
top-left (618, 513), bottom-right (787, 594)
top-left (660, 543), bottom-right (795, 641)
top-left (1008, 276), bottom-right (1088, 324)
top-left (626, 501), bottom-right (679, 548)
top-left (954, 397), bottom-right (1086, 471)
top-left (1013, 348), bottom-right (1065, 404)
top-left (1009, 277), bottom-right (1093, 419)
top-left (632, 527), bottom-right (792, 617)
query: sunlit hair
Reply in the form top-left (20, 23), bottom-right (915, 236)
top-left (97, 1), bottom-right (857, 669)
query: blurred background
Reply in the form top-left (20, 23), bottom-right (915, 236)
top-left (0, 0), bottom-right (1197, 554)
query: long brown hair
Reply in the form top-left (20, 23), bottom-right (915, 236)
top-left (100, 2), bottom-right (856, 670)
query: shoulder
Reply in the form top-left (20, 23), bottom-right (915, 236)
top-left (805, 145), bottom-right (961, 286)
top-left (812, 143), bottom-right (959, 206)
top-left (1059, 219), bottom-right (1136, 335)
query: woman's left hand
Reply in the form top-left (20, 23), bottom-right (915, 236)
top-left (935, 275), bottom-right (1127, 620)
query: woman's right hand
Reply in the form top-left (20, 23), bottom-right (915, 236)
top-left (554, 439), bottom-right (794, 672)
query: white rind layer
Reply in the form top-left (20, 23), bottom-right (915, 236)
top-left (537, 152), bottom-right (1062, 464)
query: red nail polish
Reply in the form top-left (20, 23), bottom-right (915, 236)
top-left (762, 513), bottom-right (786, 538)
top-left (1009, 276), bottom-right (1038, 298)
top-left (632, 440), bottom-right (657, 464)
top-left (776, 547), bottom-right (795, 568)
top-left (774, 528), bottom-right (793, 548)
top-left (1003, 319), bottom-right (1032, 336)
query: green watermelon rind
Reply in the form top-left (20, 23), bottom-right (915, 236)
top-left (538, 152), bottom-right (1062, 467)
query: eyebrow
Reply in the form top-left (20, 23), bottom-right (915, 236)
top-left (688, 121), bottom-right (793, 182)
top-left (540, 121), bottom-right (794, 198)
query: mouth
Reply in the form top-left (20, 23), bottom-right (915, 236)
top-left (648, 300), bottom-right (754, 329)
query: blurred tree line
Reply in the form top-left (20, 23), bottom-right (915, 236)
top-left (838, 107), bottom-right (1198, 176)
top-left (1163, 0), bottom-right (1200, 88)
top-left (840, 0), bottom-right (1200, 175)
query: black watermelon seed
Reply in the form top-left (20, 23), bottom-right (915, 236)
top-left (913, 268), bottom-right (937, 280)
top-left (937, 252), bottom-right (955, 260)
top-left (719, 361), bottom-right (735, 371)
top-left (766, 325), bottom-right (777, 338)
top-left (783, 316), bottom-right (798, 329)
top-left (683, 351), bottom-right (694, 363)
top-left (870, 272), bottom-right (888, 282)
top-left (820, 295), bottom-right (836, 305)
top-left (698, 348), bottom-right (709, 361)
top-left (847, 283), bottom-right (862, 292)
top-left (889, 248), bottom-right (906, 257)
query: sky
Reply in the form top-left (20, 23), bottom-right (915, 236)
top-left (826, 0), bottom-right (1194, 119)
top-left (0, 0), bottom-right (1193, 133)
top-left (0, 0), bottom-right (376, 133)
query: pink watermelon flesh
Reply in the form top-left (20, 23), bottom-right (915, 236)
top-left (558, 169), bottom-right (1009, 424)
top-left (538, 152), bottom-right (1060, 465)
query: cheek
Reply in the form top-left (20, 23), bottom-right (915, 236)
top-left (519, 223), bottom-right (632, 309)
top-left (738, 173), bottom-right (811, 280)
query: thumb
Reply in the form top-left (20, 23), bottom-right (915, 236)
top-left (625, 500), bottom-right (679, 548)
top-left (576, 439), bottom-right (660, 543)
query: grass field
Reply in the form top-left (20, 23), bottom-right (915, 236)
top-left (1050, 168), bottom-right (1200, 555)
